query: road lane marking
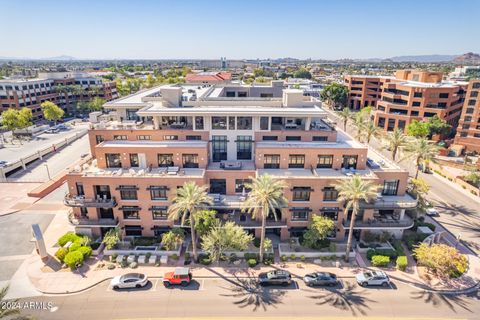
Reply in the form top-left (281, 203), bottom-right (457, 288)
top-left (199, 279), bottom-right (205, 291)
top-left (151, 279), bottom-right (158, 291)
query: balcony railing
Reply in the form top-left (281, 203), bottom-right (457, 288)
top-left (359, 195), bottom-right (418, 209)
top-left (69, 216), bottom-right (119, 227)
top-left (64, 194), bottom-right (117, 208)
top-left (342, 216), bottom-right (414, 230)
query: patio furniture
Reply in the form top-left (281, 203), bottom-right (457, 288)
top-left (221, 161), bottom-right (242, 170)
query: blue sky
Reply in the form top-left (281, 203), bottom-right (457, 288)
top-left (1, 0), bottom-right (479, 60)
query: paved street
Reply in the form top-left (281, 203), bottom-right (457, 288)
top-left (19, 277), bottom-right (480, 319)
top-left (325, 109), bottom-right (480, 255)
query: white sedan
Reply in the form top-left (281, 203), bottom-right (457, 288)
top-left (426, 208), bottom-right (438, 216)
top-left (110, 273), bottom-right (148, 289)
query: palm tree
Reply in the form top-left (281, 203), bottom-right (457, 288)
top-left (0, 286), bottom-right (20, 319)
top-left (167, 182), bottom-right (213, 261)
top-left (334, 175), bottom-right (380, 262)
top-left (337, 107), bottom-right (352, 131)
top-left (362, 120), bottom-right (380, 144)
top-left (241, 174), bottom-right (288, 262)
top-left (352, 112), bottom-right (366, 142)
top-left (402, 138), bottom-right (442, 179)
top-left (383, 128), bottom-right (408, 161)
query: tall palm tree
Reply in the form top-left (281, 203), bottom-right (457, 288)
top-left (241, 174), bottom-right (288, 262)
top-left (384, 128), bottom-right (408, 161)
top-left (0, 286), bottom-right (20, 319)
top-left (352, 112), bottom-right (366, 142)
top-left (362, 120), bottom-right (380, 144)
top-left (337, 107), bottom-right (352, 131)
top-left (168, 182), bottom-right (213, 261)
top-left (402, 138), bottom-right (442, 179)
top-left (335, 175), bottom-right (380, 262)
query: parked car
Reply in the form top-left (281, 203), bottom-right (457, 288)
top-left (44, 128), bottom-right (59, 134)
top-left (0, 160), bottom-right (8, 167)
top-left (258, 270), bottom-right (292, 286)
top-left (303, 272), bottom-right (338, 287)
top-left (426, 208), bottom-right (438, 216)
top-left (356, 271), bottom-right (390, 287)
top-left (56, 124), bottom-right (68, 131)
top-left (110, 273), bottom-right (148, 289)
top-left (163, 267), bottom-right (192, 287)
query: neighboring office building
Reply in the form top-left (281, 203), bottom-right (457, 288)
top-left (285, 78), bottom-right (324, 98)
top-left (345, 70), bottom-right (467, 132)
top-left (64, 81), bottom-right (416, 242)
top-left (449, 66), bottom-right (480, 81)
top-left (185, 71), bottom-right (232, 84)
top-left (0, 72), bottom-right (117, 121)
top-left (453, 80), bottom-right (480, 153)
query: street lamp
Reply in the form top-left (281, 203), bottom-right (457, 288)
top-left (44, 163), bottom-right (51, 180)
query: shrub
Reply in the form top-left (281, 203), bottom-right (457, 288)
top-left (244, 253), bottom-right (258, 261)
top-left (371, 255), bottom-right (390, 267)
top-left (120, 260), bottom-right (128, 268)
top-left (413, 243), bottom-right (468, 278)
top-left (391, 240), bottom-right (405, 256)
top-left (329, 243), bottom-right (337, 252)
top-left (90, 242), bottom-right (101, 250)
top-left (253, 238), bottom-right (261, 248)
top-left (281, 255), bottom-right (288, 262)
top-left (68, 242), bottom-right (81, 252)
top-left (146, 252), bottom-right (152, 259)
top-left (300, 255), bottom-right (306, 261)
top-left (132, 236), bottom-right (159, 247)
top-left (170, 253), bottom-right (179, 260)
top-left (362, 231), bottom-right (378, 243)
top-left (290, 254), bottom-right (296, 260)
top-left (129, 262), bottom-right (138, 269)
top-left (55, 247), bottom-right (68, 262)
top-left (107, 264), bottom-right (116, 270)
top-left (403, 233), bottom-right (429, 251)
top-left (375, 249), bottom-right (398, 259)
top-left (58, 232), bottom-right (81, 247)
top-left (200, 255), bottom-right (211, 265)
top-left (396, 256), bottom-right (408, 271)
top-left (229, 253), bottom-right (237, 262)
top-left (366, 249), bottom-right (376, 260)
top-left (64, 251), bottom-right (84, 269)
top-left (77, 246), bottom-right (92, 258)
top-left (247, 259), bottom-right (257, 267)
top-left (111, 253), bottom-right (118, 260)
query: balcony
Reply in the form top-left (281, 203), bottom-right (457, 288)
top-left (207, 160), bottom-right (255, 171)
top-left (69, 216), bottom-right (119, 227)
top-left (64, 194), bottom-right (117, 208)
top-left (359, 194), bottom-right (418, 209)
top-left (342, 216), bottom-right (414, 230)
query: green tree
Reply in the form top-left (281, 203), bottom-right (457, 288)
top-left (161, 228), bottom-right (185, 250)
top-left (1, 107), bottom-right (32, 143)
top-left (293, 68), bottom-right (312, 79)
top-left (302, 215), bottom-right (335, 249)
top-left (406, 120), bottom-right (430, 138)
top-left (352, 112), bottom-right (366, 142)
top-left (241, 174), bottom-right (288, 262)
top-left (409, 178), bottom-right (430, 213)
top-left (426, 115), bottom-right (451, 137)
top-left (463, 170), bottom-right (480, 187)
top-left (362, 120), bottom-right (380, 144)
top-left (102, 227), bottom-right (120, 250)
top-left (383, 128), bottom-right (408, 161)
top-left (413, 243), bottom-right (468, 278)
top-left (321, 83), bottom-right (348, 110)
top-left (335, 175), bottom-right (380, 261)
top-left (88, 97), bottom-right (106, 112)
top-left (337, 107), bottom-right (352, 131)
top-left (194, 209), bottom-right (219, 238)
top-left (201, 221), bottom-right (253, 263)
top-left (403, 138), bottom-right (442, 179)
top-left (168, 182), bottom-right (213, 261)
top-left (0, 286), bottom-right (21, 319)
top-left (41, 101), bottom-right (64, 125)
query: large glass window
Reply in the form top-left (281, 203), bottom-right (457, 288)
top-left (291, 209), bottom-right (309, 221)
top-left (236, 136), bottom-right (252, 160)
top-left (158, 154), bottom-right (174, 167)
top-left (126, 109), bottom-right (139, 121)
top-left (235, 179), bottom-right (252, 193)
top-left (323, 187), bottom-right (338, 201)
top-left (119, 186), bottom-right (138, 200)
top-left (195, 116), bottom-right (204, 130)
top-left (210, 179), bottom-right (226, 194)
top-left (106, 153), bottom-right (122, 168)
top-left (182, 154), bottom-right (199, 168)
top-left (186, 135), bottom-right (202, 140)
top-left (122, 207), bottom-right (140, 219)
top-left (237, 117), bottom-right (252, 130)
top-left (289, 154), bottom-right (305, 168)
top-left (317, 155), bottom-right (333, 168)
top-left (212, 116), bottom-right (227, 130)
top-left (321, 208), bottom-right (339, 221)
top-left (342, 155), bottom-right (358, 169)
top-left (260, 117), bottom-right (269, 130)
top-left (113, 135), bottom-right (127, 140)
top-left (292, 187), bottom-right (311, 201)
top-left (124, 225), bottom-right (142, 236)
top-left (151, 206), bottom-right (168, 220)
top-left (212, 136), bottom-right (227, 162)
top-left (129, 154), bottom-right (139, 167)
top-left (95, 135), bottom-right (104, 144)
top-left (149, 186), bottom-right (168, 200)
top-left (164, 135), bottom-right (178, 140)
top-left (382, 180), bottom-right (399, 196)
top-left (264, 154), bottom-right (280, 169)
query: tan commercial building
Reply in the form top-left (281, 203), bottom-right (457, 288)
top-left (345, 70), bottom-right (467, 132)
top-left (454, 80), bottom-right (480, 153)
top-left (65, 81), bottom-right (416, 243)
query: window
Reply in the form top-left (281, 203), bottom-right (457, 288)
top-left (291, 209), bottom-right (309, 221)
top-left (323, 187), bottom-right (338, 201)
top-left (182, 154), bottom-right (199, 168)
top-left (119, 186), bottom-right (138, 200)
top-left (342, 155), bottom-right (358, 169)
top-left (114, 135), bottom-right (127, 140)
top-left (262, 136), bottom-right (278, 141)
top-left (321, 208), bottom-right (339, 220)
top-left (236, 136), bottom-right (252, 160)
top-left (195, 116), bottom-right (204, 130)
top-left (398, 120), bottom-right (406, 130)
top-left (210, 179), bottom-right (226, 194)
top-left (462, 124), bottom-right (470, 130)
top-left (137, 135), bottom-right (151, 140)
top-left (466, 108), bottom-right (475, 114)
top-left (382, 180), bottom-right (399, 196)
top-left (313, 136), bottom-right (328, 141)
top-left (411, 111), bottom-right (419, 116)
top-left (95, 135), bottom-right (104, 144)
top-left (228, 117), bottom-right (235, 130)
top-left (412, 101), bottom-right (421, 107)
top-left (289, 155), bottom-right (305, 168)
top-left (124, 225), bottom-right (142, 236)
top-left (286, 136), bottom-right (301, 141)
top-left (226, 91), bottom-right (235, 97)
top-left (292, 187), bottom-right (311, 201)
top-left (212, 136), bottom-right (227, 162)
top-left (237, 117), bottom-right (252, 130)
top-left (235, 179), bottom-right (252, 193)
top-left (151, 206), bottom-right (168, 220)
top-left (129, 154), bottom-right (139, 167)
top-left (377, 117), bottom-right (385, 128)
top-left (414, 92), bottom-right (423, 98)
top-left (106, 153), bottom-right (122, 168)
top-left (468, 100), bottom-right (476, 106)
top-left (164, 135), bottom-right (178, 140)
top-left (238, 92), bottom-right (247, 97)
top-left (464, 116), bottom-right (472, 122)
top-left (473, 82), bottom-right (480, 89)
top-left (158, 154), bottom-right (174, 167)
top-left (471, 91), bottom-right (479, 98)
top-left (264, 154), bottom-right (280, 169)
top-left (212, 116), bottom-right (227, 130)
top-left (123, 207), bottom-right (140, 219)
top-left (387, 119), bottom-right (396, 131)
top-left (317, 155), bottom-right (333, 168)
top-left (260, 117), bottom-right (269, 130)
top-left (439, 93), bottom-right (449, 99)
top-left (149, 186), bottom-right (168, 200)
top-left (186, 135), bottom-right (201, 140)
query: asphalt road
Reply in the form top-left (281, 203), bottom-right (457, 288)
top-left (19, 277), bottom-right (480, 319)
top-left (325, 109), bottom-right (480, 255)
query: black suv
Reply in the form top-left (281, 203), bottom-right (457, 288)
top-left (258, 270), bottom-right (292, 286)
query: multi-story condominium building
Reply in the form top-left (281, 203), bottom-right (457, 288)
top-left (64, 81), bottom-right (416, 242)
top-left (453, 80), bottom-right (480, 153)
top-left (345, 70), bottom-right (467, 132)
top-left (0, 72), bottom-right (117, 121)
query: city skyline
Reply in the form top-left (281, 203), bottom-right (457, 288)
top-left (1, 0), bottom-right (479, 60)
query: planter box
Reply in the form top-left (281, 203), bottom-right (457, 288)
top-left (91, 242), bottom-right (105, 256)
top-left (356, 241), bottom-right (394, 253)
top-left (278, 243), bottom-right (354, 259)
top-left (104, 241), bottom-right (182, 257)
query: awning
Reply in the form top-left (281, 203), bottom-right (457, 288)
top-left (119, 206), bottom-right (141, 211)
top-left (320, 207), bottom-right (340, 212)
top-left (151, 226), bottom-right (170, 231)
top-left (115, 185), bottom-right (139, 190)
top-left (291, 187), bottom-right (314, 192)
top-left (123, 225), bottom-right (143, 230)
top-left (149, 206), bottom-right (168, 211)
top-left (289, 207), bottom-right (312, 212)
top-left (146, 186), bottom-right (170, 190)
